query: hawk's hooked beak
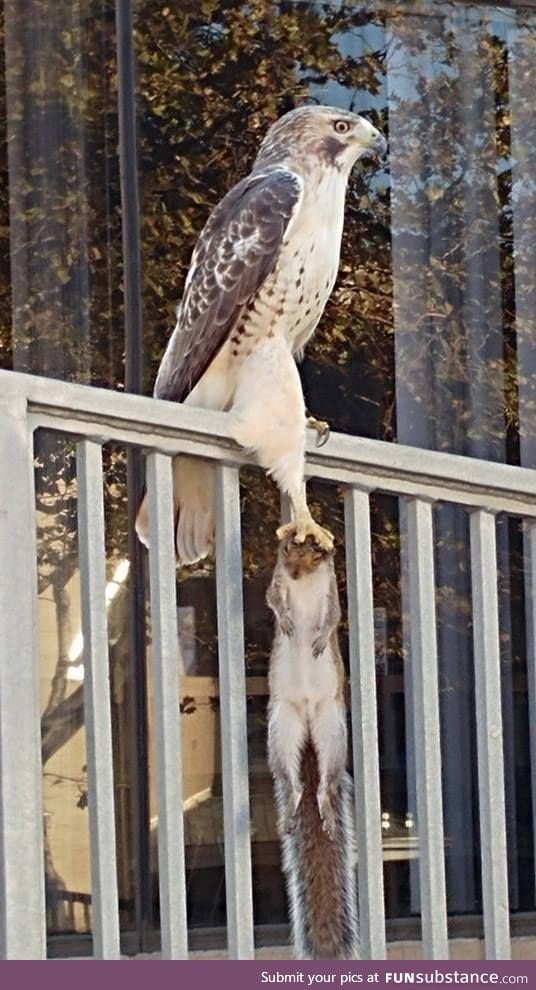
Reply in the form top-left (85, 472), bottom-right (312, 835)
top-left (366, 132), bottom-right (388, 161)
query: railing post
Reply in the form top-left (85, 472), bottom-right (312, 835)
top-left (146, 452), bottom-right (188, 959)
top-left (214, 464), bottom-right (254, 960)
top-left (76, 440), bottom-right (120, 959)
top-left (523, 520), bottom-right (536, 904)
top-left (344, 487), bottom-right (386, 960)
top-left (405, 498), bottom-right (448, 959)
top-left (0, 384), bottom-right (46, 959)
top-left (469, 509), bottom-right (510, 959)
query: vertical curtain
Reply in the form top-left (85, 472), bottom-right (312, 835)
top-left (386, 3), bottom-right (522, 916)
top-left (2, 0), bottom-right (133, 939)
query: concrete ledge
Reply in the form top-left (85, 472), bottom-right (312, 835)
top-left (124, 937), bottom-right (536, 961)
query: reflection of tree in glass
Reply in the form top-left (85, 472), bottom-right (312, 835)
top-left (1, 0), bottom-right (535, 925)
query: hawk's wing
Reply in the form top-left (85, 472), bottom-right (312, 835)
top-left (154, 167), bottom-right (303, 403)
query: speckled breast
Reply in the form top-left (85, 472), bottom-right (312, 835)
top-left (230, 172), bottom-right (347, 360)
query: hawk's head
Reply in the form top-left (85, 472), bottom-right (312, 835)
top-left (255, 105), bottom-right (387, 175)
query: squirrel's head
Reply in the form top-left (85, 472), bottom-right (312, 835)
top-left (279, 532), bottom-right (334, 580)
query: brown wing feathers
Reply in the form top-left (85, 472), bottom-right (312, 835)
top-left (153, 168), bottom-right (302, 403)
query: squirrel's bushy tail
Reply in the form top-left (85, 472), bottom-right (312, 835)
top-left (277, 741), bottom-right (359, 960)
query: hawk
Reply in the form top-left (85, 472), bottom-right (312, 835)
top-left (136, 106), bottom-right (386, 563)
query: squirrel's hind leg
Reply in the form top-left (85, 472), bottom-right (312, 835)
top-left (268, 700), bottom-right (307, 834)
top-left (311, 700), bottom-right (347, 839)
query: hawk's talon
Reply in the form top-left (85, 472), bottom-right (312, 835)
top-left (276, 517), bottom-right (334, 552)
top-left (276, 521), bottom-right (297, 543)
top-left (306, 414), bottom-right (330, 448)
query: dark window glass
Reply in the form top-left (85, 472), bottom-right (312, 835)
top-left (135, 0), bottom-right (536, 936)
top-left (1, 0), bottom-right (536, 955)
top-left (1, 0), bottom-right (139, 944)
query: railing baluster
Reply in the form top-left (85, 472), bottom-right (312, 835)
top-left (405, 498), bottom-right (448, 959)
top-left (215, 464), bottom-right (254, 960)
top-left (146, 452), bottom-right (188, 959)
top-left (469, 509), bottom-right (510, 959)
top-left (0, 393), bottom-right (46, 959)
top-left (76, 439), bottom-right (120, 959)
top-left (344, 488), bottom-right (386, 960)
top-left (523, 520), bottom-right (536, 903)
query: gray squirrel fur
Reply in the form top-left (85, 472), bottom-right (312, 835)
top-left (266, 532), bottom-right (359, 960)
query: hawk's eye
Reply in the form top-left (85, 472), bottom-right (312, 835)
top-left (333, 119), bottom-right (351, 135)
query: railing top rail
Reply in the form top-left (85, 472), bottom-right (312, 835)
top-left (3, 367), bottom-right (536, 516)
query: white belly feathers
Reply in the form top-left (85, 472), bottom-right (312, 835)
top-left (230, 168), bottom-right (346, 359)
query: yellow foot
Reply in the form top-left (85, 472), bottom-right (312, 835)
top-left (306, 414), bottom-right (330, 448)
top-left (276, 516), bottom-right (334, 552)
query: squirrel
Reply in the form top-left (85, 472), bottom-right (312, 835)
top-left (266, 531), bottom-right (359, 960)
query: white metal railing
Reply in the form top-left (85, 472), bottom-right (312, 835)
top-left (1, 367), bottom-right (533, 960)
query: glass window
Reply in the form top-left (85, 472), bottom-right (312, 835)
top-left (134, 0), bottom-right (536, 939)
top-left (1, 0), bottom-right (536, 955)
top-left (1, 0), bottom-right (141, 946)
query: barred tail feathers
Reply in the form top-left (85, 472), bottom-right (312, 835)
top-left (173, 456), bottom-right (215, 564)
top-left (278, 742), bottom-right (359, 960)
top-left (135, 352), bottom-right (231, 564)
top-left (135, 456), bottom-right (215, 565)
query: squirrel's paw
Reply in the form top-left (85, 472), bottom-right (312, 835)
top-left (280, 614), bottom-right (295, 638)
top-left (281, 788), bottom-right (303, 834)
top-left (318, 793), bottom-right (337, 840)
top-left (312, 634), bottom-right (328, 659)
